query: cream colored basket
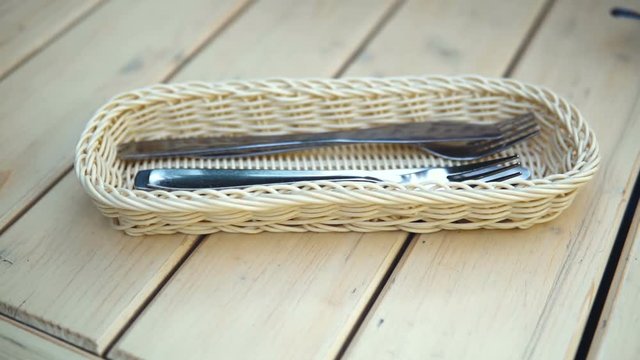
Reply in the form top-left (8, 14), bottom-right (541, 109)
top-left (75, 76), bottom-right (599, 235)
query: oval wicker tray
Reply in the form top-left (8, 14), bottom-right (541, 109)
top-left (75, 76), bottom-right (599, 235)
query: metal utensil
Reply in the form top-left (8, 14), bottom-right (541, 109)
top-left (200, 113), bottom-right (540, 160)
top-left (118, 118), bottom-right (513, 160)
top-left (134, 155), bottom-right (528, 190)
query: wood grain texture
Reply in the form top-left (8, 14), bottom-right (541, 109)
top-left (0, 0), bottom-right (101, 78)
top-left (110, 0), bottom-right (547, 359)
top-left (590, 203), bottom-right (640, 360)
top-left (0, 0), bottom-right (399, 355)
top-left (109, 1), bottom-right (410, 359)
top-left (344, 0), bottom-right (640, 359)
top-left (0, 0), bottom-right (250, 352)
top-left (176, 0), bottom-right (398, 80)
top-left (111, 233), bottom-right (405, 360)
top-left (0, 176), bottom-right (196, 353)
top-left (345, 0), bottom-right (546, 76)
top-left (0, 0), bottom-right (248, 232)
top-left (0, 316), bottom-right (98, 360)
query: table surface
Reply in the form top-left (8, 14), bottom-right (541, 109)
top-left (1, 0), bottom-right (639, 359)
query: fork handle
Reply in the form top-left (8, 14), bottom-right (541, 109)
top-left (198, 142), bottom-right (375, 158)
top-left (135, 169), bottom-right (381, 190)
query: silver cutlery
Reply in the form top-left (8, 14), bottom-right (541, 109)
top-left (134, 155), bottom-right (528, 190)
top-left (201, 113), bottom-right (539, 160)
top-left (118, 114), bottom-right (535, 161)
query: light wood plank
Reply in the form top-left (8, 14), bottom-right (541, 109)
top-left (0, 0), bottom-right (101, 78)
top-left (344, 0), bottom-right (640, 359)
top-left (345, 0), bottom-right (545, 76)
top-left (0, 0), bottom-right (249, 231)
top-left (0, 0), bottom-right (399, 355)
top-left (177, 0), bottom-right (397, 80)
top-left (110, 0), bottom-right (546, 359)
top-left (590, 201), bottom-right (640, 359)
top-left (0, 176), bottom-right (196, 353)
top-left (111, 232), bottom-right (405, 360)
top-left (0, 316), bottom-right (98, 360)
top-left (0, 0), bottom-right (249, 353)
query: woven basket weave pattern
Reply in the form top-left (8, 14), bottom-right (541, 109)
top-left (75, 76), bottom-right (599, 235)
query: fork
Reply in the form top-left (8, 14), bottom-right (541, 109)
top-left (134, 155), bottom-right (528, 190)
top-left (118, 114), bottom-right (535, 161)
top-left (190, 113), bottom-right (539, 160)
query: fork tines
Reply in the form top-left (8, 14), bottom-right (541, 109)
top-left (446, 155), bottom-right (525, 182)
top-left (479, 113), bottom-right (540, 152)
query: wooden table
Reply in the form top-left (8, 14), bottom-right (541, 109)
top-left (1, 0), bottom-right (639, 359)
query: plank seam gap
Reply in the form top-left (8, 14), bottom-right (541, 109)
top-left (334, 233), bottom-right (414, 360)
top-left (576, 170), bottom-right (640, 359)
top-left (0, 0), bottom-right (108, 83)
top-left (503, 0), bottom-right (557, 77)
top-left (101, 234), bottom-right (208, 357)
top-left (333, 0), bottom-right (406, 78)
top-left (162, 0), bottom-right (256, 82)
top-left (0, 313), bottom-right (101, 358)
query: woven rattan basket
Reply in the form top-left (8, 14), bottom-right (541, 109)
top-left (75, 76), bottom-right (599, 235)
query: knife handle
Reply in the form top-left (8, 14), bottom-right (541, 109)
top-left (135, 168), bottom-right (380, 190)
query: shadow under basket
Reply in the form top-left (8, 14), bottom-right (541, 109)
top-left (74, 76), bottom-right (599, 235)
